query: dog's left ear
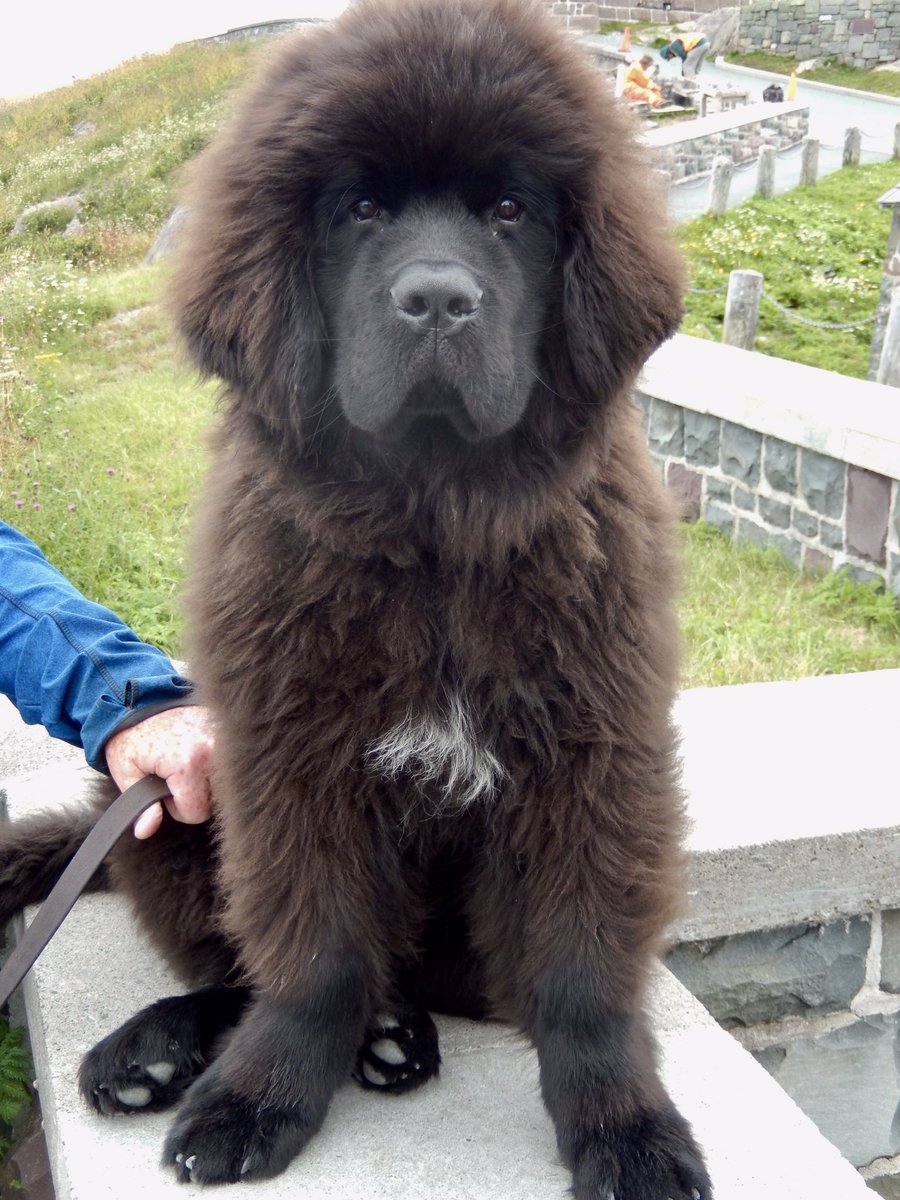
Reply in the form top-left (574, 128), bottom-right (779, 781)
top-left (559, 197), bottom-right (684, 404)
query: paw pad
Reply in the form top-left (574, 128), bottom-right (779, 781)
top-left (353, 1004), bottom-right (440, 1094)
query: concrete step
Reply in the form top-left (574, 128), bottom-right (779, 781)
top-left (0, 688), bottom-right (881, 1199)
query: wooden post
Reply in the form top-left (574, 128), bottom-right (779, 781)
top-left (876, 288), bottom-right (900, 388)
top-left (756, 146), bottom-right (776, 198)
top-left (868, 248), bottom-right (900, 380)
top-left (843, 126), bottom-right (861, 168)
top-left (800, 138), bottom-right (819, 186)
top-left (706, 155), bottom-right (733, 217)
top-left (722, 269), bottom-right (763, 351)
top-left (889, 209), bottom-right (900, 257)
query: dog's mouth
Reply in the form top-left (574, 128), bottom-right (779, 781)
top-left (387, 380), bottom-right (483, 443)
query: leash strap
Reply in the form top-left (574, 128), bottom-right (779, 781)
top-left (0, 775), bottom-right (171, 1010)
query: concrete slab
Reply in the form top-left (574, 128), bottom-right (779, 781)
top-left (640, 333), bottom-right (900, 481)
top-left (673, 670), bottom-right (900, 939)
top-left (0, 696), bottom-right (873, 1199)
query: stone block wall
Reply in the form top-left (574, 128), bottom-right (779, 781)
top-left (587, 0), bottom-right (755, 23)
top-left (737, 0), bottom-right (900, 69)
top-left (635, 334), bottom-right (900, 600)
top-left (666, 911), bottom-right (900, 1175)
top-left (644, 102), bottom-right (810, 182)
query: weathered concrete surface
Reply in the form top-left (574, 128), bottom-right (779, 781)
top-left (0, 695), bottom-right (872, 1199)
top-left (673, 670), bottom-right (900, 940)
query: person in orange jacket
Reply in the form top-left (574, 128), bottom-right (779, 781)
top-left (622, 55), bottom-right (663, 106)
top-left (660, 33), bottom-right (710, 78)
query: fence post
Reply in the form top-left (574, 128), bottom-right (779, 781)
top-left (843, 126), bottom-right (862, 168)
top-left (867, 248), bottom-right (900, 380)
top-left (757, 146), bottom-right (776, 198)
top-left (722, 269), bottom-right (763, 351)
top-left (876, 288), bottom-right (900, 388)
top-left (706, 155), bottom-right (733, 217)
top-left (800, 138), bottom-right (819, 186)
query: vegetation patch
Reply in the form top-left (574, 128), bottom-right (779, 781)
top-left (723, 50), bottom-right (900, 97)
top-left (678, 160), bottom-right (898, 378)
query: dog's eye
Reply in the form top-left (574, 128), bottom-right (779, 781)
top-left (351, 198), bottom-right (382, 223)
top-left (493, 196), bottom-right (524, 223)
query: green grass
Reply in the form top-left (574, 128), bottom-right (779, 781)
top-left (678, 160), bottom-right (898, 378)
top-left (678, 523), bottom-right (900, 687)
top-left (723, 50), bottom-right (900, 97)
top-left (2, 264), bottom-right (215, 655)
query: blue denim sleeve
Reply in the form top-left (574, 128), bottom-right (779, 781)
top-left (0, 521), bottom-right (192, 771)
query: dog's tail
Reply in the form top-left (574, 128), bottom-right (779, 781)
top-left (0, 795), bottom-right (109, 927)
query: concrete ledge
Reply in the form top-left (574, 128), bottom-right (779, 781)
top-left (673, 669), bottom-right (900, 940)
top-left (0, 694), bottom-right (878, 1198)
top-left (641, 99), bottom-right (810, 149)
top-left (641, 333), bottom-right (900, 481)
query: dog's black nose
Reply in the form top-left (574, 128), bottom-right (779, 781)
top-left (390, 263), bottom-right (482, 335)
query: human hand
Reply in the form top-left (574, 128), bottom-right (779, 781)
top-left (103, 705), bottom-right (216, 839)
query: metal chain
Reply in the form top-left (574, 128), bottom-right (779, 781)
top-left (685, 285), bottom-right (875, 328)
top-left (760, 288), bottom-right (876, 329)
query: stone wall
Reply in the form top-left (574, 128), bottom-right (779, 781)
top-left (569, 0), bottom-right (755, 26)
top-left (643, 100), bottom-right (809, 181)
top-left (737, 0), bottom-right (900, 69)
top-left (666, 912), bottom-right (900, 1175)
top-left (637, 332), bottom-right (900, 598)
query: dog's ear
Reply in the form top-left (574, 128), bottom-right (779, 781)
top-left (168, 55), bottom-right (328, 434)
top-left (558, 185), bottom-right (684, 406)
top-left (170, 174), bottom-right (327, 430)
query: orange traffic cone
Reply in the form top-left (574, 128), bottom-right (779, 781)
top-left (619, 25), bottom-right (631, 53)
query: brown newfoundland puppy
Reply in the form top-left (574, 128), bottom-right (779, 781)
top-left (0, 0), bottom-right (712, 1195)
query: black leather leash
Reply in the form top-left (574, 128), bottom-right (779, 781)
top-left (0, 775), bottom-right (171, 1009)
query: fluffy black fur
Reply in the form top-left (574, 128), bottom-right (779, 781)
top-left (0, 1), bottom-right (712, 1195)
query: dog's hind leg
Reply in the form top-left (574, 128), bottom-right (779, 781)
top-left (79, 984), bottom-right (251, 1115)
top-left (352, 1001), bottom-right (440, 1093)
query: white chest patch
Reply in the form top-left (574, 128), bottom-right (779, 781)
top-left (366, 692), bottom-right (505, 809)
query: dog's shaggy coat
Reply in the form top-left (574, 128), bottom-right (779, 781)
top-left (0, 1), bottom-right (712, 1194)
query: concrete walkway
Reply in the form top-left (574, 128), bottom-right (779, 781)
top-left (2, 674), bottom-right (889, 1198)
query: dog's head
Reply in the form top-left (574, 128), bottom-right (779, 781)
top-left (172, 0), bottom-right (683, 472)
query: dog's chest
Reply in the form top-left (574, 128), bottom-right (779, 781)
top-left (365, 691), bottom-right (504, 809)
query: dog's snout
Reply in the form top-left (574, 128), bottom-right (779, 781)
top-left (390, 263), bottom-right (482, 334)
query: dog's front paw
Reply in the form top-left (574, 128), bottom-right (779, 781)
top-left (571, 1101), bottom-right (711, 1200)
top-left (162, 1070), bottom-right (319, 1184)
top-left (353, 1003), bottom-right (440, 1093)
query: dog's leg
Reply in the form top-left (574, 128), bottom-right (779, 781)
top-left (478, 772), bottom-right (712, 1200)
top-left (530, 960), bottom-right (711, 1200)
top-left (79, 984), bottom-right (250, 1114)
top-left (161, 950), bottom-right (369, 1183)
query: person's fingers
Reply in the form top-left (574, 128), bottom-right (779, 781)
top-left (163, 774), bottom-right (212, 825)
top-left (133, 802), bottom-right (164, 840)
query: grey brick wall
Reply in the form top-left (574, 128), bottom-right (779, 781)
top-left (738, 0), bottom-right (900, 69)
top-left (668, 910), bottom-right (900, 1170)
top-left (634, 390), bottom-right (900, 598)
